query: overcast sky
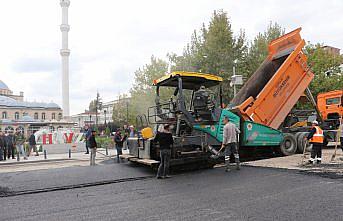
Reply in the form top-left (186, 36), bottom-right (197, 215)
top-left (0, 0), bottom-right (342, 115)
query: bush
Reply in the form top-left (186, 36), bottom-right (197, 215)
top-left (95, 136), bottom-right (114, 148)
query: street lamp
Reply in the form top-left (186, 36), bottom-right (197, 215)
top-left (104, 110), bottom-right (107, 126)
top-left (231, 59), bottom-right (244, 96)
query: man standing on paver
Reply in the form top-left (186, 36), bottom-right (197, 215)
top-left (14, 130), bottom-right (27, 160)
top-left (306, 120), bottom-right (324, 164)
top-left (88, 130), bottom-right (97, 166)
top-left (154, 124), bottom-right (173, 179)
top-left (218, 116), bottom-right (241, 172)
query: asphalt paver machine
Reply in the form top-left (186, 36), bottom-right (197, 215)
top-left (125, 71), bottom-right (282, 169)
top-left (124, 28), bottom-right (315, 168)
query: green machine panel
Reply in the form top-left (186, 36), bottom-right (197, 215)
top-left (193, 109), bottom-right (240, 143)
top-left (241, 121), bottom-right (283, 146)
top-left (194, 110), bottom-right (283, 147)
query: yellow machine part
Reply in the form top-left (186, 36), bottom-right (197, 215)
top-left (141, 127), bottom-right (154, 139)
top-left (290, 121), bottom-right (307, 128)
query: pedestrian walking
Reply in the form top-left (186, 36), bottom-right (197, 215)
top-left (89, 130), bottom-right (97, 166)
top-left (14, 130), bottom-right (27, 160)
top-left (114, 130), bottom-right (126, 163)
top-left (218, 116), bottom-right (241, 172)
top-left (0, 132), bottom-right (5, 161)
top-left (305, 121), bottom-right (324, 164)
top-left (5, 132), bottom-right (15, 159)
top-left (123, 125), bottom-right (130, 150)
top-left (27, 132), bottom-right (39, 157)
top-left (84, 125), bottom-right (91, 154)
top-left (154, 124), bottom-right (173, 179)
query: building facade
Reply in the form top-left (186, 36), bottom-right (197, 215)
top-left (71, 97), bottom-right (131, 128)
top-left (0, 80), bottom-right (73, 134)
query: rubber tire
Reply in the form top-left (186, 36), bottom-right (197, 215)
top-left (296, 132), bottom-right (310, 153)
top-left (280, 133), bottom-right (297, 156)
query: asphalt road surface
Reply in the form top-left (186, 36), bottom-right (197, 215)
top-left (0, 163), bottom-right (342, 221)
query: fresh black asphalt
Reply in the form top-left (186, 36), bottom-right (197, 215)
top-left (0, 163), bottom-right (342, 221)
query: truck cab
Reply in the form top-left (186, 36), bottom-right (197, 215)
top-left (317, 90), bottom-right (343, 128)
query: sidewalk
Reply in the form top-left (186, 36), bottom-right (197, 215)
top-left (0, 148), bottom-right (129, 165)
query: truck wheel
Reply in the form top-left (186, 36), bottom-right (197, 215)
top-left (280, 133), bottom-right (297, 156)
top-left (297, 132), bottom-right (311, 153)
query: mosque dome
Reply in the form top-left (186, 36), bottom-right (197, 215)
top-left (0, 80), bottom-right (10, 90)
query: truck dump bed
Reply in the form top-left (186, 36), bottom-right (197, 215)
top-left (231, 28), bottom-right (314, 129)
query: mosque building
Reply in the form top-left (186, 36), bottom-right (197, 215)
top-left (0, 80), bottom-right (73, 134)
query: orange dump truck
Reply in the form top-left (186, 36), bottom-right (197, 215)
top-left (231, 28), bottom-right (318, 155)
top-left (317, 90), bottom-right (343, 127)
top-left (231, 28), bottom-right (314, 130)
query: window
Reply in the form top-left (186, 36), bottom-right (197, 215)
top-left (15, 112), bottom-right (19, 120)
top-left (34, 113), bottom-right (38, 120)
top-left (52, 113), bottom-right (56, 120)
top-left (326, 97), bottom-right (340, 105)
top-left (42, 113), bottom-right (46, 120)
top-left (58, 113), bottom-right (62, 120)
top-left (2, 112), bottom-right (7, 119)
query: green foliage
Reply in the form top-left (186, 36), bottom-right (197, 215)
top-left (112, 94), bottom-right (131, 125)
top-left (88, 99), bottom-right (97, 112)
top-left (243, 22), bottom-right (285, 78)
top-left (95, 136), bottom-right (114, 148)
top-left (111, 56), bottom-right (170, 127)
top-left (105, 127), bottom-right (111, 136)
top-left (305, 44), bottom-right (343, 98)
top-left (170, 10), bottom-right (248, 103)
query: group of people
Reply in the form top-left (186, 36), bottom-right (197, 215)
top-left (83, 125), bottom-right (135, 166)
top-left (0, 130), bottom-right (38, 161)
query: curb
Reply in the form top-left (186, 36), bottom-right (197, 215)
top-left (0, 158), bottom-right (77, 166)
top-left (0, 153), bottom-right (118, 166)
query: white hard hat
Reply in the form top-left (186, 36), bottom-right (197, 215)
top-left (312, 120), bottom-right (319, 125)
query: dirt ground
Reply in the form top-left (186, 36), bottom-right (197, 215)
top-left (243, 148), bottom-right (343, 179)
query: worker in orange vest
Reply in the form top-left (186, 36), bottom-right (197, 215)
top-left (305, 121), bottom-right (324, 164)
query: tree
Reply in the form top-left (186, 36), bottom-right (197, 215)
top-left (112, 94), bottom-right (130, 125)
top-left (128, 56), bottom-right (170, 125)
top-left (170, 10), bottom-right (248, 103)
top-left (305, 44), bottom-right (343, 98)
top-left (88, 100), bottom-right (97, 112)
top-left (95, 92), bottom-right (102, 126)
top-left (243, 22), bottom-right (285, 78)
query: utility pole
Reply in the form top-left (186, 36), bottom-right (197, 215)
top-left (95, 91), bottom-right (102, 127)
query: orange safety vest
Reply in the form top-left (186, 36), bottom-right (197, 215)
top-left (309, 126), bottom-right (324, 143)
